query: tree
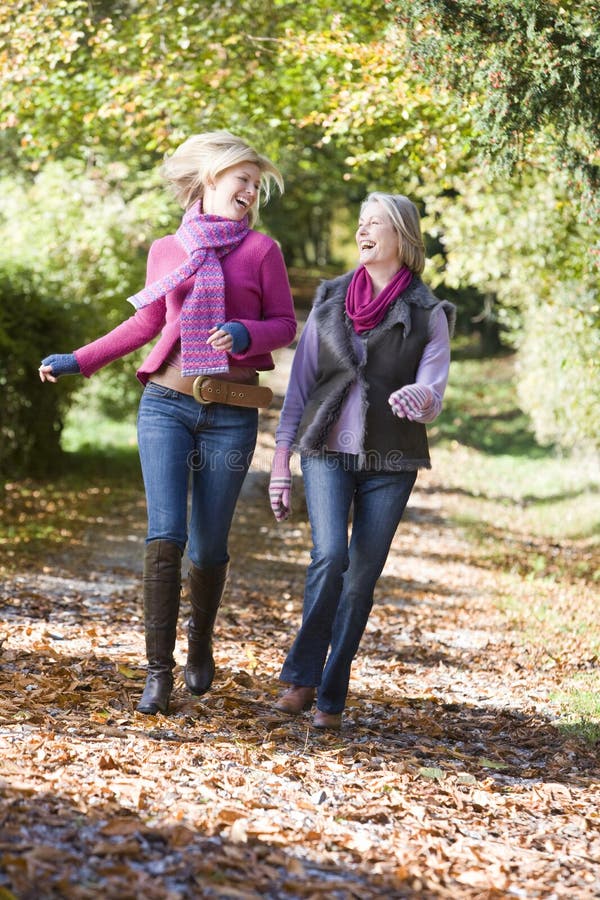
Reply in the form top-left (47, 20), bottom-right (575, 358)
top-left (0, 160), bottom-right (172, 465)
top-left (388, 0), bottom-right (600, 215)
top-left (381, 0), bottom-right (600, 450)
top-left (1, 0), bottom-right (480, 272)
top-left (0, 266), bottom-right (83, 477)
top-left (425, 166), bottom-right (600, 450)
top-left (0, 1), bottom-right (388, 165)
top-left (3, 0), bottom-right (597, 455)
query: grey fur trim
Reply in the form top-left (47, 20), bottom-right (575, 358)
top-left (295, 271), bottom-right (456, 466)
top-left (295, 373), bottom-right (355, 454)
top-left (311, 271), bottom-right (456, 350)
top-left (295, 448), bottom-right (432, 471)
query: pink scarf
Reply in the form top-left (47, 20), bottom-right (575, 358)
top-left (128, 201), bottom-right (249, 376)
top-left (345, 265), bottom-right (413, 334)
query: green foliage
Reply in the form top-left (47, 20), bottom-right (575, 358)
top-left (425, 167), bottom-right (600, 451)
top-left (0, 1), bottom-right (476, 266)
top-left (0, 0), bottom-right (438, 265)
top-left (0, 0), bottom-right (388, 166)
top-left (0, 160), bottom-right (174, 474)
top-left (391, 0), bottom-right (600, 214)
top-left (434, 355), bottom-right (546, 457)
top-left (1, 0), bottom-right (598, 460)
top-left (0, 161), bottom-right (172, 336)
top-left (386, 0), bottom-right (600, 451)
top-left (517, 286), bottom-right (600, 450)
top-left (432, 354), bottom-right (600, 543)
top-left (0, 268), bottom-right (79, 478)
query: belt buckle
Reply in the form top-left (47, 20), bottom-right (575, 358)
top-left (192, 376), bottom-right (213, 405)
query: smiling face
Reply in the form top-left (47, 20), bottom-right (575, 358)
top-left (355, 199), bottom-right (402, 270)
top-left (203, 162), bottom-right (262, 220)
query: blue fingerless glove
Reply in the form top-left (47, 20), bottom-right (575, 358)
top-left (40, 353), bottom-right (81, 377)
top-left (216, 321), bottom-right (250, 354)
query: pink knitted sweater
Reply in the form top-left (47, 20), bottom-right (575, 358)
top-left (74, 230), bottom-right (296, 383)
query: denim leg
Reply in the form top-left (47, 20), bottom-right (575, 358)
top-left (187, 404), bottom-right (257, 568)
top-left (137, 383), bottom-right (193, 552)
top-left (137, 383), bottom-right (258, 564)
top-left (317, 469), bottom-right (417, 713)
top-left (279, 454), bottom-right (355, 687)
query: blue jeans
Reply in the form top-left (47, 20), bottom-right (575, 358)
top-left (137, 382), bottom-right (258, 567)
top-left (280, 453), bottom-right (417, 713)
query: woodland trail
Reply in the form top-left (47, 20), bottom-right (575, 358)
top-left (1, 346), bottom-right (599, 899)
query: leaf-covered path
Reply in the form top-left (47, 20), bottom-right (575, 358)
top-left (1, 370), bottom-right (599, 898)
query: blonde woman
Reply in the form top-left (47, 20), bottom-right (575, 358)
top-left (40, 132), bottom-right (296, 715)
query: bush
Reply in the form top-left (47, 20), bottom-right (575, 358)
top-left (0, 269), bottom-right (84, 479)
top-left (427, 168), bottom-right (600, 452)
top-left (517, 287), bottom-right (600, 451)
top-left (0, 160), bottom-right (174, 478)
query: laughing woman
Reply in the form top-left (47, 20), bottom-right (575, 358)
top-left (269, 192), bottom-right (455, 730)
top-left (40, 131), bottom-right (296, 715)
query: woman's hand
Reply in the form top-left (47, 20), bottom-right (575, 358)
top-left (208, 322), bottom-right (250, 355)
top-left (389, 383), bottom-right (434, 420)
top-left (38, 353), bottom-right (80, 383)
top-left (269, 446), bottom-right (292, 522)
top-left (207, 327), bottom-right (234, 353)
top-left (39, 364), bottom-right (58, 383)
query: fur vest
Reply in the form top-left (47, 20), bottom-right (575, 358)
top-left (295, 271), bottom-right (456, 471)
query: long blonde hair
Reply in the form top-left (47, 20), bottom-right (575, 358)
top-left (161, 131), bottom-right (284, 226)
top-left (362, 193), bottom-right (425, 275)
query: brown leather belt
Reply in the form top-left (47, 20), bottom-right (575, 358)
top-left (192, 376), bottom-right (273, 409)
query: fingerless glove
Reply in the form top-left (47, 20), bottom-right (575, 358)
top-left (40, 353), bottom-right (81, 377)
top-left (215, 321), bottom-right (250, 354)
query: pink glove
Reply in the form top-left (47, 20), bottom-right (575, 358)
top-left (389, 384), bottom-right (434, 420)
top-left (269, 446), bottom-right (292, 522)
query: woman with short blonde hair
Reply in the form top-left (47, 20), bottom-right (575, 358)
top-left (361, 193), bottom-right (425, 275)
top-left (40, 131), bottom-right (296, 716)
top-left (161, 130), bottom-right (284, 225)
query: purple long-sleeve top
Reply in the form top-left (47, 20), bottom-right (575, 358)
top-left (74, 230), bottom-right (296, 383)
top-left (275, 304), bottom-right (451, 453)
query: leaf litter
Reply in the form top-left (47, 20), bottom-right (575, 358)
top-left (1, 408), bottom-right (599, 899)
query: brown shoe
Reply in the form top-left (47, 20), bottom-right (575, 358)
top-left (313, 709), bottom-right (342, 730)
top-left (274, 685), bottom-right (315, 714)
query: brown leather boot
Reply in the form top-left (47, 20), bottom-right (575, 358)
top-left (136, 540), bottom-right (182, 715)
top-left (184, 561), bottom-right (228, 696)
top-left (313, 709), bottom-right (343, 730)
top-left (274, 685), bottom-right (316, 714)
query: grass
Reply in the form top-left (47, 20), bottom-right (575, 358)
top-left (427, 351), bottom-right (599, 744)
top-left (551, 680), bottom-right (600, 745)
top-left (430, 353), bottom-right (600, 543)
top-left (55, 351), bottom-right (600, 577)
top-left (61, 398), bottom-right (138, 454)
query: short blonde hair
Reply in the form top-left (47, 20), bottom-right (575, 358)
top-left (161, 131), bottom-right (284, 226)
top-left (361, 193), bottom-right (425, 275)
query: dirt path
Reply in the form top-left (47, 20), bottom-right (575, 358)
top-left (1, 349), bottom-right (599, 898)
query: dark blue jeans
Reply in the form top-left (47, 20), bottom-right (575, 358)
top-left (137, 382), bottom-right (258, 567)
top-left (280, 453), bottom-right (417, 713)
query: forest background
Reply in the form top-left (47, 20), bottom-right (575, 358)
top-left (1, 3), bottom-right (600, 896)
top-left (0, 0), bottom-right (599, 478)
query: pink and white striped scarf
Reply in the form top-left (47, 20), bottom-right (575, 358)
top-left (128, 201), bottom-right (249, 376)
